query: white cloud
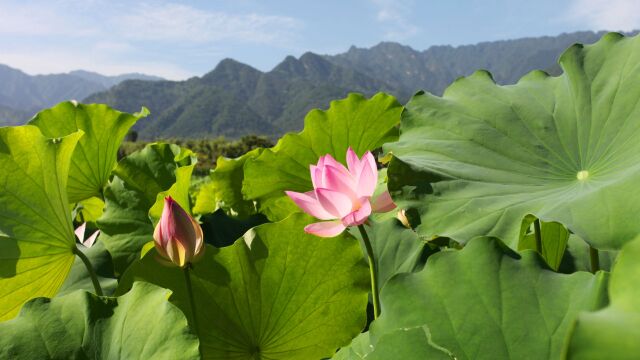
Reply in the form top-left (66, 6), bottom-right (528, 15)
top-left (115, 3), bottom-right (301, 45)
top-left (0, 1), bottom-right (301, 44)
top-left (0, 1), bottom-right (98, 36)
top-left (370, 0), bottom-right (419, 40)
top-left (92, 41), bottom-right (136, 53)
top-left (566, 0), bottom-right (640, 31)
top-left (0, 1), bottom-right (302, 79)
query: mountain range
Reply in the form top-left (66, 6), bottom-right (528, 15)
top-left (0, 66), bottom-right (162, 122)
top-left (1, 30), bottom-right (635, 138)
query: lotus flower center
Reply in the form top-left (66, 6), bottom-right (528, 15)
top-left (576, 170), bottom-right (589, 181)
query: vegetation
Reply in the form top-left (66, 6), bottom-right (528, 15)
top-left (119, 134), bottom-right (274, 175)
top-left (1, 32), bottom-right (640, 359)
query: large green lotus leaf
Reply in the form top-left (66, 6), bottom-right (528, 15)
top-left (29, 102), bottom-right (148, 203)
top-left (0, 281), bottom-right (200, 359)
top-left (244, 93), bottom-right (402, 221)
top-left (349, 218), bottom-right (425, 293)
top-left (97, 143), bottom-right (195, 275)
top-left (333, 326), bottom-right (454, 360)
top-left (332, 332), bottom-right (372, 360)
top-left (372, 237), bottom-right (609, 360)
top-left (0, 126), bottom-right (82, 321)
top-left (362, 326), bottom-right (454, 360)
top-left (194, 149), bottom-right (264, 217)
top-left (118, 213), bottom-right (369, 360)
top-left (563, 235), bottom-right (640, 359)
top-left (386, 33), bottom-right (640, 249)
top-left (57, 241), bottom-right (117, 296)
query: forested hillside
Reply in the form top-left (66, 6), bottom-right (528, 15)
top-left (86, 54), bottom-right (396, 138)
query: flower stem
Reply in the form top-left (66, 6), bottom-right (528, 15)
top-left (73, 246), bottom-right (103, 296)
top-left (183, 266), bottom-right (200, 336)
top-left (533, 219), bottom-right (543, 255)
top-left (357, 224), bottom-right (380, 319)
top-left (589, 246), bottom-right (600, 273)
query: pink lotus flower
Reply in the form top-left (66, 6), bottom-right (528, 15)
top-left (286, 147), bottom-right (396, 237)
top-left (74, 222), bottom-right (99, 248)
top-left (153, 196), bottom-right (204, 268)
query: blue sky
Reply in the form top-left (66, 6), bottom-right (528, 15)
top-left (0, 0), bottom-right (638, 80)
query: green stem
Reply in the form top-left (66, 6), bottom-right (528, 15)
top-left (533, 219), bottom-right (543, 255)
top-left (77, 207), bottom-right (85, 224)
top-left (358, 224), bottom-right (380, 319)
top-left (73, 246), bottom-right (103, 296)
top-left (589, 246), bottom-right (600, 273)
top-left (184, 266), bottom-right (200, 337)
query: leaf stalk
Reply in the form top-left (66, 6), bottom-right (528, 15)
top-left (184, 266), bottom-right (200, 338)
top-left (533, 219), bottom-right (543, 255)
top-left (589, 246), bottom-right (600, 273)
top-left (358, 224), bottom-right (381, 319)
top-left (73, 246), bottom-right (104, 296)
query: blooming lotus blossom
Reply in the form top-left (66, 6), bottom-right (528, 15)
top-left (286, 147), bottom-right (396, 237)
top-left (153, 196), bottom-right (204, 267)
top-left (74, 222), bottom-right (99, 248)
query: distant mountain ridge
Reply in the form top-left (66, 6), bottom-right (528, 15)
top-left (0, 65), bottom-right (162, 123)
top-left (88, 30), bottom-right (636, 139)
top-left (85, 53), bottom-right (396, 139)
top-left (69, 70), bottom-right (163, 89)
top-left (326, 31), bottom-right (639, 96)
top-left (3, 30), bottom-right (637, 138)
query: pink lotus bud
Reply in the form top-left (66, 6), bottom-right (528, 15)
top-left (153, 196), bottom-right (204, 268)
top-left (397, 209), bottom-right (411, 229)
top-left (286, 147), bottom-right (397, 237)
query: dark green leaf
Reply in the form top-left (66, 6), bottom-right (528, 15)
top-left (0, 282), bottom-right (200, 359)
top-left (334, 326), bottom-right (454, 360)
top-left (373, 237), bottom-right (609, 360)
top-left (563, 235), bottom-right (640, 359)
